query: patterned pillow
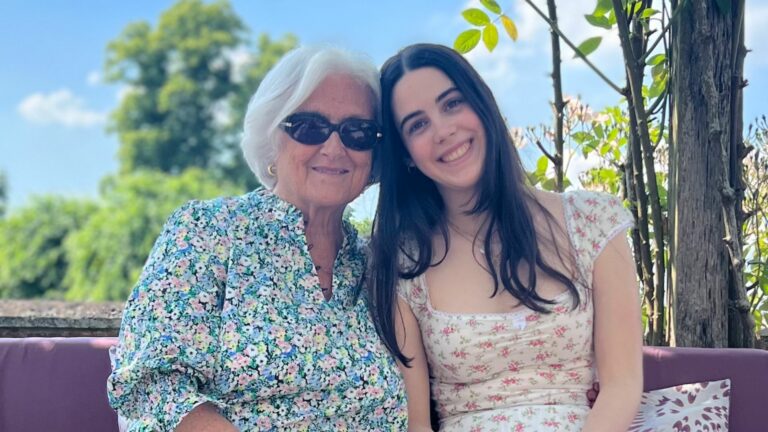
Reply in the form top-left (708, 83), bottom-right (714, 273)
top-left (628, 379), bottom-right (730, 432)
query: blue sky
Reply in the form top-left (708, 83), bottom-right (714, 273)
top-left (2, 0), bottom-right (767, 219)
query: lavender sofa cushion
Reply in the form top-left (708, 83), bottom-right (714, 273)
top-left (0, 337), bottom-right (119, 432)
top-left (643, 346), bottom-right (768, 432)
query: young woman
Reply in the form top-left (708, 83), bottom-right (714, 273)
top-left (369, 43), bottom-right (642, 431)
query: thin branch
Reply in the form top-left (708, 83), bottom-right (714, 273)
top-left (523, 0), bottom-right (623, 94)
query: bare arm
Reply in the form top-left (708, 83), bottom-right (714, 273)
top-left (175, 403), bottom-right (238, 432)
top-left (395, 297), bottom-right (434, 432)
top-left (582, 233), bottom-right (643, 432)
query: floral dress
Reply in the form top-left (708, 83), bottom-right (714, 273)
top-left (108, 188), bottom-right (407, 431)
top-left (398, 191), bottom-right (632, 431)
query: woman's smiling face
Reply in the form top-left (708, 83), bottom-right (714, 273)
top-left (391, 67), bottom-right (486, 201)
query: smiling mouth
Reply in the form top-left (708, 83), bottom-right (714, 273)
top-left (312, 166), bottom-right (350, 175)
top-left (440, 140), bottom-right (472, 163)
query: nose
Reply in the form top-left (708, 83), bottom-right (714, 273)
top-left (433, 117), bottom-right (457, 144)
top-left (320, 130), bottom-right (346, 157)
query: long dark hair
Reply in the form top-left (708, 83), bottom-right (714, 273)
top-left (368, 43), bottom-right (580, 365)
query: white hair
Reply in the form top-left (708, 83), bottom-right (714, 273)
top-left (240, 45), bottom-right (381, 189)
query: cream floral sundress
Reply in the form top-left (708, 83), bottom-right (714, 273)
top-left (398, 191), bottom-right (633, 431)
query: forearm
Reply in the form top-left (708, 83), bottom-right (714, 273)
top-left (581, 379), bottom-right (641, 432)
top-left (175, 403), bottom-right (238, 432)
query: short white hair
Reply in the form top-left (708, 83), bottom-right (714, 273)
top-left (240, 45), bottom-right (381, 189)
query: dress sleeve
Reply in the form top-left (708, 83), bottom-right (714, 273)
top-left (565, 191), bottom-right (634, 277)
top-left (107, 199), bottom-right (231, 431)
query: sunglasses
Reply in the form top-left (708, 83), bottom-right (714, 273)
top-left (279, 112), bottom-right (382, 151)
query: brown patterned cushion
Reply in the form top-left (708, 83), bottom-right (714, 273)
top-left (628, 379), bottom-right (730, 431)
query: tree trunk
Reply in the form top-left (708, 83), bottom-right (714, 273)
top-left (546, 0), bottom-right (565, 192)
top-left (670, 0), bottom-right (753, 347)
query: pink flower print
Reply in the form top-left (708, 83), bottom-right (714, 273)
top-left (515, 424), bottom-right (525, 432)
top-left (538, 371), bottom-right (555, 383)
top-left (525, 314), bottom-right (540, 323)
top-left (535, 352), bottom-right (551, 362)
top-left (464, 401), bottom-right (480, 411)
top-left (586, 213), bottom-right (597, 223)
top-left (491, 413), bottom-right (509, 422)
top-left (528, 339), bottom-right (545, 347)
top-left (441, 326), bottom-right (456, 336)
top-left (554, 326), bottom-right (567, 337)
top-left (544, 420), bottom-right (562, 427)
top-left (553, 305), bottom-right (568, 314)
top-left (549, 363), bottom-right (564, 371)
top-left (500, 347), bottom-right (512, 358)
top-left (567, 412), bottom-right (579, 423)
top-left (256, 417), bottom-right (273, 429)
top-left (592, 240), bottom-right (601, 251)
top-left (471, 364), bottom-right (489, 374)
top-left (492, 323), bottom-right (507, 333)
top-left (502, 377), bottom-right (520, 386)
top-left (452, 349), bottom-right (469, 359)
top-left (479, 341), bottom-right (494, 350)
top-left (488, 395), bottom-right (504, 404)
top-left (468, 318), bottom-right (479, 328)
top-left (586, 197), bottom-right (598, 207)
top-left (508, 362), bottom-right (520, 372)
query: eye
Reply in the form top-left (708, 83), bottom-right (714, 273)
top-left (405, 118), bottom-right (429, 136)
top-left (444, 97), bottom-right (465, 112)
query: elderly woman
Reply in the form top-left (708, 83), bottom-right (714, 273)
top-left (107, 46), bottom-right (408, 431)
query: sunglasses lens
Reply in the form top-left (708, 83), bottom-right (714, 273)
top-left (340, 120), bottom-right (379, 151)
top-left (282, 113), bottom-right (380, 151)
top-left (286, 114), bottom-right (331, 145)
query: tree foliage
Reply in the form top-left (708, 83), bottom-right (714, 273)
top-left (105, 0), bottom-right (247, 176)
top-left (0, 197), bottom-right (96, 299)
top-left (104, 0), bottom-right (296, 191)
top-left (64, 169), bottom-right (240, 301)
top-left (0, 170), bottom-right (7, 218)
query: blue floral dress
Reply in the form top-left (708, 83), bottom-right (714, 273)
top-left (107, 188), bottom-right (407, 431)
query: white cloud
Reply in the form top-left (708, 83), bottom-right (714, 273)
top-left (225, 46), bottom-right (252, 82)
top-left (17, 89), bottom-right (107, 127)
top-left (86, 70), bottom-right (102, 86)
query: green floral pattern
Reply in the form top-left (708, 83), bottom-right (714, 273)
top-left (108, 188), bottom-right (407, 431)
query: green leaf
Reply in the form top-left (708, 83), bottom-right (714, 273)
top-left (715, 0), bottom-right (732, 15)
top-left (462, 8), bottom-right (491, 26)
top-left (536, 155), bottom-right (550, 174)
top-left (594, 0), bottom-right (613, 15)
top-left (541, 178), bottom-right (557, 191)
top-left (573, 36), bottom-right (602, 58)
top-left (501, 15), bottom-right (518, 41)
top-left (454, 29), bottom-right (482, 53)
top-left (483, 24), bottom-right (499, 52)
top-left (480, 0), bottom-right (502, 15)
top-left (646, 53), bottom-right (666, 66)
top-left (585, 14), bottom-right (612, 29)
top-left (641, 8), bottom-right (659, 19)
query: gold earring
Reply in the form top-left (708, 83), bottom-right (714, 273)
top-left (267, 164), bottom-right (277, 177)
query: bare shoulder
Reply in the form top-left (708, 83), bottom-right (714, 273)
top-left (528, 188), bottom-right (567, 227)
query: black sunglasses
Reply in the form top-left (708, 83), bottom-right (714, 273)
top-left (279, 112), bottom-right (382, 151)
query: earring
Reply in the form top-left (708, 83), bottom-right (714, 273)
top-left (406, 161), bottom-right (415, 174)
top-left (267, 164), bottom-right (277, 177)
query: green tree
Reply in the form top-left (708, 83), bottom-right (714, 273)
top-left (0, 170), bottom-right (7, 218)
top-left (0, 197), bottom-right (96, 298)
top-left (64, 168), bottom-right (240, 301)
top-left (105, 0), bottom-right (247, 176)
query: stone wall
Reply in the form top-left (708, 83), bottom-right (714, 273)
top-left (0, 300), bottom-right (123, 337)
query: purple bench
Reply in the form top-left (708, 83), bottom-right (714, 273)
top-left (1, 338), bottom-right (766, 431)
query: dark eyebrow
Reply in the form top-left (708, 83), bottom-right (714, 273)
top-left (398, 87), bottom-right (459, 132)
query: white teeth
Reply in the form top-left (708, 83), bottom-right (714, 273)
top-left (313, 167), bottom-right (347, 174)
top-left (442, 142), bottom-right (471, 162)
